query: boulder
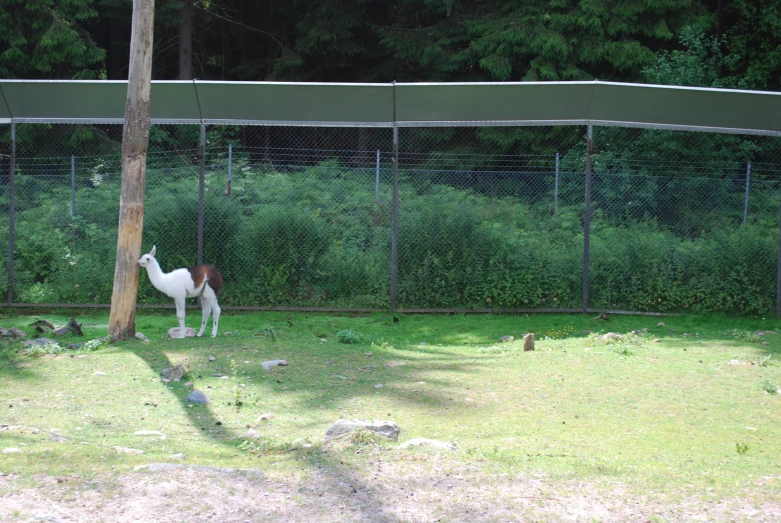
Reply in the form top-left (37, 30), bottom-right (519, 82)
top-left (161, 364), bottom-right (187, 381)
top-left (324, 419), bottom-right (400, 443)
top-left (168, 327), bottom-right (196, 339)
top-left (186, 389), bottom-right (211, 404)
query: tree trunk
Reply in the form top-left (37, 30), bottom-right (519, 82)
top-left (178, 0), bottom-right (193, 80)
top-left (108, 0), bottom-right (155, 341)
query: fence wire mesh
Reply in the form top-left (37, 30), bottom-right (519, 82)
top-left (1, 121), bottom-right (780, 315)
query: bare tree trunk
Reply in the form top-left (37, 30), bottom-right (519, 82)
top-left (108, 0), bottom-right (155, 341)
top-left (178, 0), bottom-right (193, 80)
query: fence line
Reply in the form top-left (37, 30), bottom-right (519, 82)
top-left (1, 122), bottom-right (780, 315)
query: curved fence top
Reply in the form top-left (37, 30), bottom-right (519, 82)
top-left (0, 79), bottom-right (779, 135)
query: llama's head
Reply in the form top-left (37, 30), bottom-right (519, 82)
top-left (137, 245), bottom-right (157, 267)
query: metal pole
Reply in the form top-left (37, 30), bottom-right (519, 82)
top-left (225, 143), bottom-right (232, 196)
top-left (391, 126), bottom-right (399, 310)
top-left (777, 196), bottom-right (781, 318)
top-left (71, 155), bottom-right (77, 217)
top-left (198, 123), bottom-right (205, 265)
top-left (554, 152), bottom-right (560, 213)
top-left (375, 149), bottom-right (380, 204)
top-left (7, 121), bottom-right (15, 304)
top-left (583, 125), bottom-right (593, 312)
top-left (743, 160), bottom-right (751, 225)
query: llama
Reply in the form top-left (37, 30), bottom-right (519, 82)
top-left (137, 246), bottom-right (223, 338)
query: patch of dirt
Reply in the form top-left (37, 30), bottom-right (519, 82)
top-left (2, 460), bottom-right (780, 522)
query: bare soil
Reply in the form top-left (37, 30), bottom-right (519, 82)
top-left (2, 458), bottom-right (779, 523)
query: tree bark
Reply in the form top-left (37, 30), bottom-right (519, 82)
top-left (108, 0), bottom-right (155, 341)
top-left (178, 0), bottom-right (193, 80)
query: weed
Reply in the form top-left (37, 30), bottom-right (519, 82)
top-left (761, 380), bottom-right (778, 395)
top-left (477, 345), bottom-right (515, 354)
top-left (757, 355), bottom-right (776, 367)
top-left (337, 329), bottom-right (361, 344)
top-left (731, 329), bottom-right (763, 343)
top-left (257, 324), bottom-right (277, 340)
top-left (21, 341), bottom-right (65, 357)
top-left (238, 438), bottom-right (290, 456)
top-left (736, 443), bottom-right (749, 455)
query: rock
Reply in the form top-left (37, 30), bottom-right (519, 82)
top-left (324, 419), bottom-right (401, 443)
top-left (523, 333), bottom-right (535, 351)
top-left (113, 446), bottom-right (144, 454)
top-left (262, 359), bottom-right (288, 371)
top-left (1, 425), bottom-right (40, 434)
top-left (291, 438), bottom-right (313, 449)
top-left (49, 431), bottom-right (67, 442)
top-left (3, 447), bottom-right (22, 453)
top-left (23, 338), bottom-right (58, 347)
top-left (135, 430), bottom-right (166, 440)
top-left (651, 338), bottom-right (661, 343)
top-left (135, 332), bottom-right (150, 342)
top-left (499, 335), bottom-right (514, 343)
top-left (93, 371), bottom-right (106, 376)
top-left (256, 413), bottom-right (274, 422)
top-left (34, 515), bottom-right (67, 523)
top-left (168, 453), bottom-right (185, 460)
top-left (243, 428), bottom-right (261, 439)
top-left (184, 382), bottom-right (193, 388)
top-left (599, 332), bottom-right (622, 341)
top-left (657, 322), bottom-right (665, 327)
top-left (168, 327), bottom-right (196, 339)
top-left (374, 383), bottom-right (383, 389)
top-left (186, 389), bottom-right (211, 404)
top-left (398, 438), bottom-right (457, 451)
top-left (419, 341), bottom-right (429, 346)
top-left (208, 356), bottom-right (216, 362)
top-left (6, 327), bottom-right (27, 338)
top-left (729, 360), bottom-right (747, 366)
top-left (161, 363), bottom-right (187, 381)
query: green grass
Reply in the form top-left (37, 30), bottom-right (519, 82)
top-left (1, 309), bottom-right (781, 504)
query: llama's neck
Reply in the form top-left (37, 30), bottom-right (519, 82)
top-left (144, 259), bottom-right (171, 294)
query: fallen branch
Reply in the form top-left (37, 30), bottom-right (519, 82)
top-left (53, 318), bottom-right (84, 337)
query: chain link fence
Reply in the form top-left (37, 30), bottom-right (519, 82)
top-left (1, 121), bottom-right (780, 315)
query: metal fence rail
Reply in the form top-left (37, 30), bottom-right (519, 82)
top-left (1, 122), bottom-right (780, 315)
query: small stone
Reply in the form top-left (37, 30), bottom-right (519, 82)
top-left (161, 378), bottom-right (171, 384)
top-left (168, 453), bottom-right (185, 460)
top-left (398, 438), bottom-right (457, 452)
top-left (135, 332), bottom-right (150, 342)
top-left (499, 335), bottom-right (514, 343)
top-left (135, 430), bottom-right (166, 440)
top-left (113, 446), bottom-right (144, 454)
top-left (186, 389), bottom-right (211, 404)
top-left (49, 431), bottom-right (67, 442)
top-left (256, 413), bottom-right (274, 421)
top-left (374, 383), bottom-right (383, 389)
top-left (419, 342), bottom-right (429, 346)
top-left (262, 359), bottom-right (288, 371)
top-left (599, 332), bottom-right (622, 341)
top-left (364, 352), bottom-right (373, 357)
top-left (208, 356), bottom-right (216, 362)
top-left (657, 322), bottom-right (665, 327)
top-left (244, 429), bottom-right (261, 439)
top-left (651, 338), bottom-right (661, 343)
top-left (184, 382), bottom-right (193, 388)
top-left (3, 447), bottom-right (22, 453)
top-left (92, 371), bottom-right (106, 376)
top-left (24, 338), bottom-right (57, 347)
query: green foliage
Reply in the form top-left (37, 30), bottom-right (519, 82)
top-left (736, 442), bottom-right (750, 455)
top-left (336, 329), bottom-right (361, 344)
top-left (761, 380), bottom-right (778, 394)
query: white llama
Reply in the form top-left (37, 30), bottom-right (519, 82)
top-left (137, 246), bottom-right (223, 338)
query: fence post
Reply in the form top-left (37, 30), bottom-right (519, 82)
top-left (198, 123), bottom-right (205, 265)
top-left (6, 121), bottom-right (15, 304)
top-left (743, 160), bottom-right (751, 225)
top-left (391, 125), bottom-right (399, 310)
top-left (777, 196), bottom-right (781, 318)
top-left (71, 155), bottom-right (77, 217)
top-left (583, 125), bottom-right (593, 312)
top-left (554, 152), bottom-right (560, 213)
top-left (375, 149), bottom-right (380, 204)
top-left (225, 143), bottom-right (232, 196)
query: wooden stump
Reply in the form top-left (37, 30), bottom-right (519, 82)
top-left (523, 333), bottom-right (535, 351)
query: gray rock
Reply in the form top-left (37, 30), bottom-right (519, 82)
top-left (135, 430), bottom-right (166, 440)
top-left (398, 438), bottom-right (457, 451)
top-left (262, 359), bottom-right (288, 371)
top-left (599, 332), bottom-right (622, 341)
top-left (324, 419), bottom-right (400, 443)
top-left (168, 453), bottom-right (185, 460)
top-left (168, 327), bottom-right (196, 339)
top-left (113, 446), bottom-right (144, 454)
top-left (161, 363), bottom-right (187, 381)
top-left (135, 332), bottom-right (150, 342)
top-left (186, 389), bottom-right (211, 404)
top-left (33, 515), bottom-right (66, 523)
top-left (3, 447), bottom-right (22, 453)
top-left (24, 338), bottom-right (58, 347)
top-left (6, 327), bottom-right (27, 338)
top-left (499, 335), bottom-right (514, 342)
top-left (243, 428), bottom-right (261, 439)
top-left (49, 431), bottom-right (67, 442)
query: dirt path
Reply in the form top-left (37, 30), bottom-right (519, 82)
top-left (2, 461), bottom-right (780, 523)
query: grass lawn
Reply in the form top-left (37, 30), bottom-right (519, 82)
top-left (1, 309), bottom-right (780, 521)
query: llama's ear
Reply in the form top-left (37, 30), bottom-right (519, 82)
top-left (150, 245), bottom-right (156, 257)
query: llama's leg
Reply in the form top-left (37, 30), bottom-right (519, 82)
top-left (174, 297), bottom-right (187, 339)
top-left (211, 299), bottom-right (221, 337)
top-left (197, 302), bottom-right (212, 337)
